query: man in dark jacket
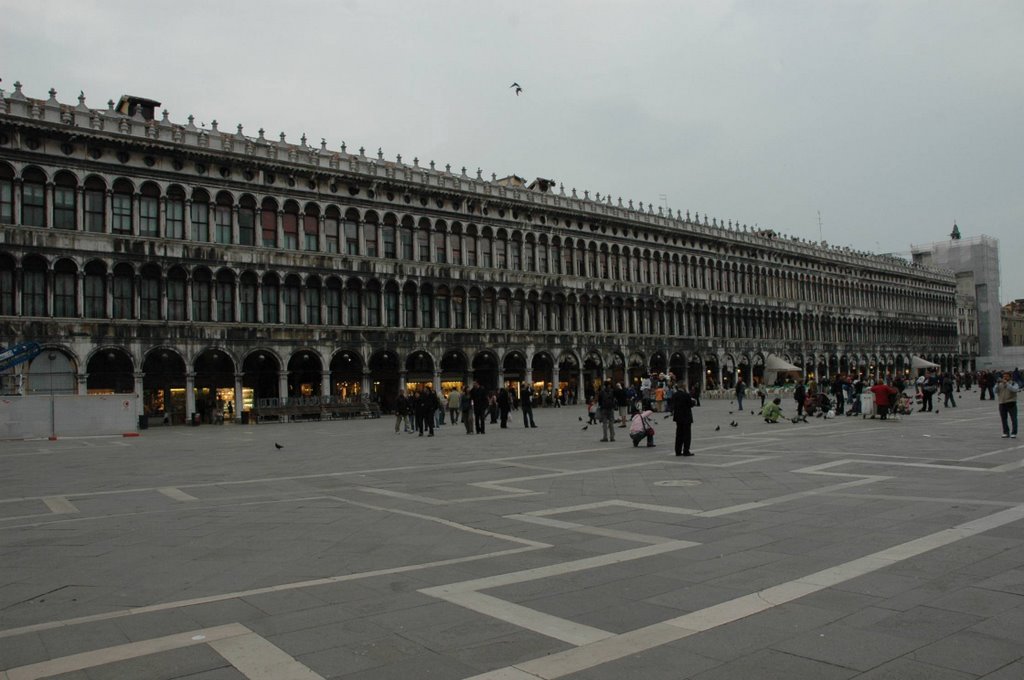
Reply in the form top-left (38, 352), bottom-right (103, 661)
top-left (416, 388), bottom-right (438, 437)
top-left (470, 381), bottom-right (488, 434)
top-left (521, 384), bottom-right (537, 428)
top-left (670, 381), bottom-right (694, 456)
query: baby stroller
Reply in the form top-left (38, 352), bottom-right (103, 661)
top-left (893, 392), bottom-right (914, 417)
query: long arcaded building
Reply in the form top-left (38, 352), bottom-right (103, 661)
top-left (0, 82), bottom-right (961, 423)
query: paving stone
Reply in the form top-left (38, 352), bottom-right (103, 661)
top-left (688, 648), bottom-right (858, 680)
top-left (769, 622), bottom-right (922, 671)
top-left (911, 630), bottom-right (1024, 675)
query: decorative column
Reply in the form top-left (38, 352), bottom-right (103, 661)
top-left (398, 370), bottom-right (407, 395)
top-left (75, 186), bottom-right (84, 231)
top-left (552, 366), bottom-right (560, 395)
top-left (76, 372), bottom-right (88, 396)
top-left (234, 373), bottom-right (244, 423)
top-left (133, 371), bottom-right (144, 418)
top-left (45, 182), bottom-right (54, 228)
top-left (185, 372), bottom-right (196, 420)
top-left (361, 370), bottom-right (371, 398)
top-left (433, 370), bottom-right (441, 394)
top-left (321, 370), bottom-right (331, 400)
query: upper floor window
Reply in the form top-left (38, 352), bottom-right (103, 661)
top-left (191, 191), bottom-right (210, 242)
top-left (282, 204), bottom-right (299, 250)
top-left (22, 170), bottom-right (46, 227)
top-left (166, 188), bottom-right (185, 239)
top-left (111, 180), bottom-right (133, 235)
top-left (344, 220), bottom-right (359, 255)
top-left (0, 167), bottom-right (13, 224)
top-left (140, 184), bottom-right (159, 237)
top-left (382, 226), bottom-right (396, 259)
top-left (325, 211), bottom-right (340, 253)
top-left (53, 174), bottom-right (77, 230)
top-left (364, 223), bottom-right (378, 258)
top-left (192, 270), bottom-right (212, 321)
top-left (260, 200), bottom-right (277, 247)
top-left (215, 194), bottom-right (233, 244)
top-left (84, 178), bottom-right (106, 233)
top-left (84, 262), bottom-right (106, 318)
top-left (238, 198), bottom-right (256, 246)
top-left (167, 269), bottom-right (186, 321)
top-left (22, 259), bottom-right (47, 316)
top-left (112, 265), bottom-right (133, 318)
top-left (283, 278), bottom-right (300, 324)
top-left (303, 212), bottom-right (319, 251)
top-left (53, 261), bottom-right (77, 316)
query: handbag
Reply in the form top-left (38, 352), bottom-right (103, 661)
top-left (641, 415), bottom-right (654, 437)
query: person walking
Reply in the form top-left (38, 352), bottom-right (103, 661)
top-left (415, 388), bottom-right (437, 437)
top-left (670, 381), bottom-right (694, 456)
top-left (794, 381), bottom-right (806, 418)
top-left (394, 391), bottom-right (409, 433)
top-left (941, 373), bottom-right (957, 408)
top-left (598, 381), bottom-right (617, 442)
top-left (521, 383), bottom-right (538, 428)
top-left (996, 371), bottom-right (1019, 438)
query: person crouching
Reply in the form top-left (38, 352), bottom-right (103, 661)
top-left (630, 400), bottom-right (656, 447)
top-left (762, 397), bottom-right (783, 423)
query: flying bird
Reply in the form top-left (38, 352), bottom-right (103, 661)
top-left (274, 442), bottom-right (283, 449)
top-left (510, 82), bottom-right (523, 96)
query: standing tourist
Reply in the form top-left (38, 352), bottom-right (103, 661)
top-left (794, 381), bottom-right (807, 419)
top-left (461, 386), bottom-right (474, 434)
top-left (498, 387), bottom-right (511, 428)
top-left (735, 377), bottom-right (747, 412)
top-left (670, 381), bottom-right (695, 456)
top-left (870, 379), bottom-right (898, 421)
top-left (394, 391), bottom-right (409, 433)
top-left (598, 381), bottom-right (617, 442)
top-left (996, 371), bottom-right (1019, 438)
top-left (521, 383), bottom-right (538, 428)
top-left (470, 381), bottom-right (488, 434)
top-left (447, 388), bottom-right (461, 425)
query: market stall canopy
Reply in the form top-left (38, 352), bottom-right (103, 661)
top-left (765, 355), bottom-right (802, 372)
top-left (911, 355), bottom-right (940, 369)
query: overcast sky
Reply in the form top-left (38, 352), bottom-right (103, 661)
top-left (3, 0), bottom-right (1022, 300)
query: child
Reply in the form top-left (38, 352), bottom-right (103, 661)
top-left (629, 401), bottom-right (656, 447)
top-left (586, 397), bottom-right (598, 424)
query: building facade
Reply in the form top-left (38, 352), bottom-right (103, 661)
top-left (0, 83), bottom-right (961, 422)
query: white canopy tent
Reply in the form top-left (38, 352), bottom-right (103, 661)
top-left (911, 355), bottom-right (940, 370)
top-left (764, 355), bottom-right (803, 386)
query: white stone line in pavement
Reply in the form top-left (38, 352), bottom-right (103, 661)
top-left (960, 443), bottom-right (1024, 461)
top-left (422, 540), bottom-right (698, 596)
top-left (505, 514), bottom-right (674, 545)
top-left (1, 623), bottom-right (251, 680)
top-left (157, 487), bottom-right (200, 502)
top-left (522, 499), bottom-right (701, 518)
top-left (40, 496), bottom-right (78, 514)
top-left (209, 631), bottom-right (326, 680)
top-left (440, 590), bottom-right (615, 646)
top-left (992, 457), bottom-right (1024, 472)
top-left (464, 502), bottom-right (1024, 680)
top-left (355, 487), bottom-right (449, 505)
top-left (831, 492), bottom-right (1018, 507)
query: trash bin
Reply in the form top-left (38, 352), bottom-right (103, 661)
top-left (138, 414), bottom-right (148, 430)
top-left (192, 412), bottom-right (201, 426)
top-left (241, 411), bottom-right (250, 425)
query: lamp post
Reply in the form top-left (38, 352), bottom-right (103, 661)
top-left (47, 352), bottom-right (57, 441)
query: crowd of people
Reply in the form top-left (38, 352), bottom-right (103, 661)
top-left (392, 381), bottom-right (542, 436)
top-left (385, 367), bottom-right (1021, 453)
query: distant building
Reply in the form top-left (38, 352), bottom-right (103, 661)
top-left (1002, 300), bottom-right (1024, 347)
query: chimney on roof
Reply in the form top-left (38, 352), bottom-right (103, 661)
top-left (115, 95), bottom-right (162, 121)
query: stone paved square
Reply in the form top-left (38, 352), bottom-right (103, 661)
top-left (2, 396), bottom-right (1024, 679)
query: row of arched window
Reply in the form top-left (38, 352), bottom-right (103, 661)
top-left (0, 253), bottom-right (957, 347)
top-left (0, 163), bottom-right (956, 317)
